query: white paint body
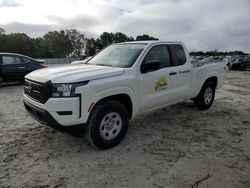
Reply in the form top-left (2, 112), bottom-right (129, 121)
top-left (24, 41), bottom-right (227, 126)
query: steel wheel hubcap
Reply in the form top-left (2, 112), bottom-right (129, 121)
top-left (99, 112), bottom-right (122, 140)
top-left (204, 87), bottom-right (213, 104)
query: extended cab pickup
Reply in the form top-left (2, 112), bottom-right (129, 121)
top-left (23, 41), bottom-right (227, 149)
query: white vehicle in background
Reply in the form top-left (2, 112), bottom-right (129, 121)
top-left (23, 41), bottom-right (227, 149)
top-left (200, 56), bottom-right (214, 63)
top-left (71, 56), bottom-right (92, 65)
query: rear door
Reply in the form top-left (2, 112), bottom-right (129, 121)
top-left (1, 55), bottom-right (28, 81)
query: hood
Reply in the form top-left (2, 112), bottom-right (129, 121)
top-left (25, 64), bottom-right (125, 83)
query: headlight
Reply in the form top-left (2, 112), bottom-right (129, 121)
top-left (51, 84), bottom-right (74, 97)
top-left (51, 81), bottom-right (89, 97)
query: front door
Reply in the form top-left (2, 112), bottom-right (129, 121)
top-left (137, 45), bottom-right (179, 112)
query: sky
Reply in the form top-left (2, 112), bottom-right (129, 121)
top-left (0, 0), bottom-right (250, 52)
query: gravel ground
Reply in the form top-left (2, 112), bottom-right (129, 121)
top-left (0, 71), bottom-right (250, 188)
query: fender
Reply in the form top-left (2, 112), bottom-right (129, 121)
top-left (197, 69), bottom-right (218, 82)
top-left (196, 72), bottom-right (218, 95)
top-left (204, 72), bottom-right (219, 84)
top-left (83, 85), bottom-right (138, 123)
top-left (190, 68), bottom-right (219, 98)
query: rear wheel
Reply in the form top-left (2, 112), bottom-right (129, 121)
top-left (86, 100), bottom-right (129, 149)
top-left (194, 81), bottom-right (215, 110)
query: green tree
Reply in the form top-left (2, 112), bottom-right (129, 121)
top-left (113, 32), bottom-right (130, 43)
top-left (38, 37), bottom-right (53, 58)
top-left (0, 27), bottom-right (5, 35)
top-left (0, 33), bottom-right (36, 57)
top-left (85, 38), bottom-right (97, 56)
top-left (66, 29), bottom-right (86, 57)
top-left (1, 29), bottom-right (160, 58)
top-left (85, 32), bottom-right (135, 56)
top-left (136, 34), bottom-right (158, 41)
top-left (85, 32), bottom-right (160, 57)
top-left (98, 32), bottom-right (114, 49)
top-left (43, 30), bottom-right (73, 57)
top-left (0, 28), bottom-right (6, 52)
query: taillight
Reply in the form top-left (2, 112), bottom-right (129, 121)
top-left (41, 63), bottom-right (48, 68)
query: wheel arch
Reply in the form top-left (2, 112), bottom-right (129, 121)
top-left (204, 76), bottom-right (218, 88)
top-left (92, 94), bottom-right (133, 119)
top-left (86, 86), bottom-right (137, 121)
top-left (192, 76), bottom-right (218, 100)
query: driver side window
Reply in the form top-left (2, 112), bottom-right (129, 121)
top-left (142, 45), bottom-right (171, 68)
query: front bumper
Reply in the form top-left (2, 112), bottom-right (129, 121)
top-left (24, 94), bottom-right (85, 126)
top-left (24, 100), bottom-right (63, 129)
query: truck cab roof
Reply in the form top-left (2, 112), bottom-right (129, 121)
top-left (121, 40), bottom-right (185, 46)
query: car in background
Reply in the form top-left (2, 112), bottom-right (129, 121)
top-left (0, 53), bottom-right (47, 86)
top-left (71, 56), bottom-right (92, 65)
top-left (200, 56), bottom-right (214, 63)
top-left (230, 57), bottom-right (250, 71)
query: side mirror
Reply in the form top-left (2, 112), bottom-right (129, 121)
top-left (141, 60), bottom-right (162, 73)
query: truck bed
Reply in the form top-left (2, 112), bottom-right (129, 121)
top-left (188, 61), bottom-right (227, 99)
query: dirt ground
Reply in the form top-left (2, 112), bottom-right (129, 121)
top-left (0, 71), bottom-right (250, 188)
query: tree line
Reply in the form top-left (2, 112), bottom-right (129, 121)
top-left (0, 27), bottom-right (158, 58)
top-left (1, 27), bottom-right (247, 58)
top-left (190, 50), bottom-right (247, 57)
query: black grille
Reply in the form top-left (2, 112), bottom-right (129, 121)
top-left (24, 79), bottom-right (51, 104)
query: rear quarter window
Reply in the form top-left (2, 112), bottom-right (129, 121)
top-left (169, 44), bottom-right (186, 66)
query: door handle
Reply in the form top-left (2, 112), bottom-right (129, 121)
top-left (169, 72), bottom-right (177, 76)
top-left (18, 67), bottom-right (25, 69)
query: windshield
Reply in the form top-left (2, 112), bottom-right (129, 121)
top-left (88, 43), bottom-right (146, 68)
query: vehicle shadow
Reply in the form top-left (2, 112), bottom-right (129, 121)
top-left (60, 102), bottom-right (196, 139)
top-left (0, 81), bottom-right (24, 88)
top-left (55, 124), bottom-right (86, 138)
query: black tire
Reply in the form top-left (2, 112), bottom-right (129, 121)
top-left (86, 100), bottom-right (129, 149)
top-left (240, 66), bottom-right (246, 71)
top-left (194, 81), bottom-right (215, 110)
top-left (0, 77), bottom-right (3, 88)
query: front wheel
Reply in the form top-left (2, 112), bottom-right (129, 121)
top-left (85, 101), bottom-right (129, 149)
top-left (240, 65), bottom-right (246, 71)
top-left (194, 81), bottom-right (215, 110)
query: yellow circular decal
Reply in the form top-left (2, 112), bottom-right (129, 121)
top-left (155, 77), bottom-right (167, 91)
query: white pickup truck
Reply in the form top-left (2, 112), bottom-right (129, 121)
top-left (24, 41), bottom-right (227, 149)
